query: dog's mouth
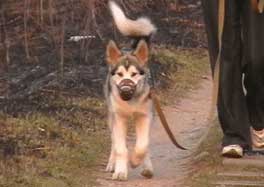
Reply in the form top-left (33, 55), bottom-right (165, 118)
top-left (117, 79), bottom-right (136, 101)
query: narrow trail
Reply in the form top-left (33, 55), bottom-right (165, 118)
top-left (96, 76), bottom-right (212, 187)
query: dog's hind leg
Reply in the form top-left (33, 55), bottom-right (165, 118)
top-left (130, 114), bottom-right (152, 168)
top-left (112, 115), bottom-right (128, 181)
top-left (141, 152), bottom-right (154, 178)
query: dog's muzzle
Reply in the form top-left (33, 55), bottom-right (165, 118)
top-left (117, 79), bottom-right (136, 101)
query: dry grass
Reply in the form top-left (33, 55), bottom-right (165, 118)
top-left (152, 47), bottom-right (209, 103)
top-left (0, 47), bottom-right (209, 186)
top-left (187, 121), bottom-right (223, 187)
top-left (0, 95), bottom-right (108, 187)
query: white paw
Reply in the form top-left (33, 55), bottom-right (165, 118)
top-left (112, 171), bottom-right (127, 181)
top-left (112, 160), bottom-right (128, 181)
top-left (141, 169), bottom-right (153, 179)
top-left (105, 162), bottom-right (115, 173)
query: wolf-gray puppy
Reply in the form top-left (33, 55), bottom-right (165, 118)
top-left (104, 1), bottom-right (157, 181)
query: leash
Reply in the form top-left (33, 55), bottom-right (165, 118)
top-left (149, 88), bottom-right (187, 150)
top-left (208, 0), bottom-right (225, 121)
top-left (251, 0), bottom-right (264, 13)
top-left (251, 0), bottom-right (259, 12)
top-left (149, 56), bottom-right (187, 150)
top-left (149, 0), bottom-right (225, 150)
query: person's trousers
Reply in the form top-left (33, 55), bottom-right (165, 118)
top-left (243, 1), bottom-right (264, 132)
top-left (202, 0), bottom-right (264, 149)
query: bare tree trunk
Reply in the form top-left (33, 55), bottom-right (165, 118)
top-left (80, 0), bottom-right (93, 63)
top-left (24, 0), bottom-right (30, 61)
top-left (0, 12), bottom-right (4, 72)
top-left (91, 3), bottom-right (103, 41)
top-left (40, 0), bottom-right (44, 26)
top-left (60, 17), bottom-right (65, 79)
top-left (1, 11), bottom-right (9, 71)
top-left (48, 0), bottom-right (54, 27)
top-left (70, 0), bottom-right (74, 23)
top-left (1, 11), bottom-right (10, 98)
top-left (175, 0), bottom-right (182, 5)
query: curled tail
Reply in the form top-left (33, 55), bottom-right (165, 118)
top-left (109, 1), bottom-right (156, 47)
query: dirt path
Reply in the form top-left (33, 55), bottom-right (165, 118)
top-left (96, 76), bottom-right (212, 187)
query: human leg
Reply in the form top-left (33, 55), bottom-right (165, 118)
top-left (242, 1), bottom-right (264, 148)
top-left (202, 0), bottom-right (251, 152)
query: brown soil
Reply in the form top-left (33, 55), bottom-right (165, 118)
top-left (96, 75), bottom-right (212, 187)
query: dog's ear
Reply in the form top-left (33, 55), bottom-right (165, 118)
top-left (106, 40), bottom-right (121, 65)
top-left (134, 40), bottom-right (149, 65)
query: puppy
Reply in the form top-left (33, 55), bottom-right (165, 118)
top-left (104, 1), bottom-right (156, 181)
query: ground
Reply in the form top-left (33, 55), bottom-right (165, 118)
top-left (189, 119), bottom-right (264, 187)
top-left (0, 1), bottom-right (213, 185)
top-left (0, 48), bottom-right (210, 187)
top-left (4, 1), bottom-right (264, 187)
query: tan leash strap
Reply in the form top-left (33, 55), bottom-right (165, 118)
top-left (150, 89), bottom-right (187, 150)
top-left (251, 0), bottom-right (259, 12)
top-left (209, 0), bottom-right (225, 121)
top-left (258, 0), bottom-right (264, 13)
top-left (251, 0), bottom-right (264, 13)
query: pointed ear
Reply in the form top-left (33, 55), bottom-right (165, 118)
top-left (134, 40), bottom-right (149, 65)
top-left (106, 40), bottom-right (121, 65)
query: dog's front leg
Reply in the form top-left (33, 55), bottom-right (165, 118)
top-left (141, 152), bottom-right (154, 178)
top-left (112, 115), bottom-right (128, 181)
top-left (106, 113), bottom-right (115, 173)
top-left (106, 133), bottom-right (115, 172)
top-left (130, 114), bottom-right (152, 168)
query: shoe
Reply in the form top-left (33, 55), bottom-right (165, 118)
top-left (251, 127), bottom-right (264, 148)
top-left (221, 144), bottom-right (243, 158)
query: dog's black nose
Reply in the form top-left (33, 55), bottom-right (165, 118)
top-left (118, 79), bottom-right (136, 101)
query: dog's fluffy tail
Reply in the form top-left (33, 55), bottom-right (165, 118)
top-left (109, 1), bottom-right (156, 37)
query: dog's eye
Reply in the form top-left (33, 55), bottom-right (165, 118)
top-left (117, 72), bottom-right (123, 77)
top-left (139, 70), bottom-right (145, 75)
top-left (131, 72), bottom-right (138, 77)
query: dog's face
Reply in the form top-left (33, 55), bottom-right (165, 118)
top-left (106, 40), bottom-right (149, 101)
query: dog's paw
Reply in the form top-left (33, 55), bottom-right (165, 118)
top-left (112, 160), bottom-right (128, 181)
top-left (130, 152), bottom-right (144, 168)
top-left (112, 171), bottom-right (127, 181)
top-left (105, 162), bottom-right (115, 173)
top-left (141, 169), bottom-right (153, 179)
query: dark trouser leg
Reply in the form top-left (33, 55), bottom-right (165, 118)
top-left (201, 0), bottom-right (218, 73)
top-left (202, 0), bottom-right (251, 149)
top-left (242, 2), bottom-right (264, 131)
